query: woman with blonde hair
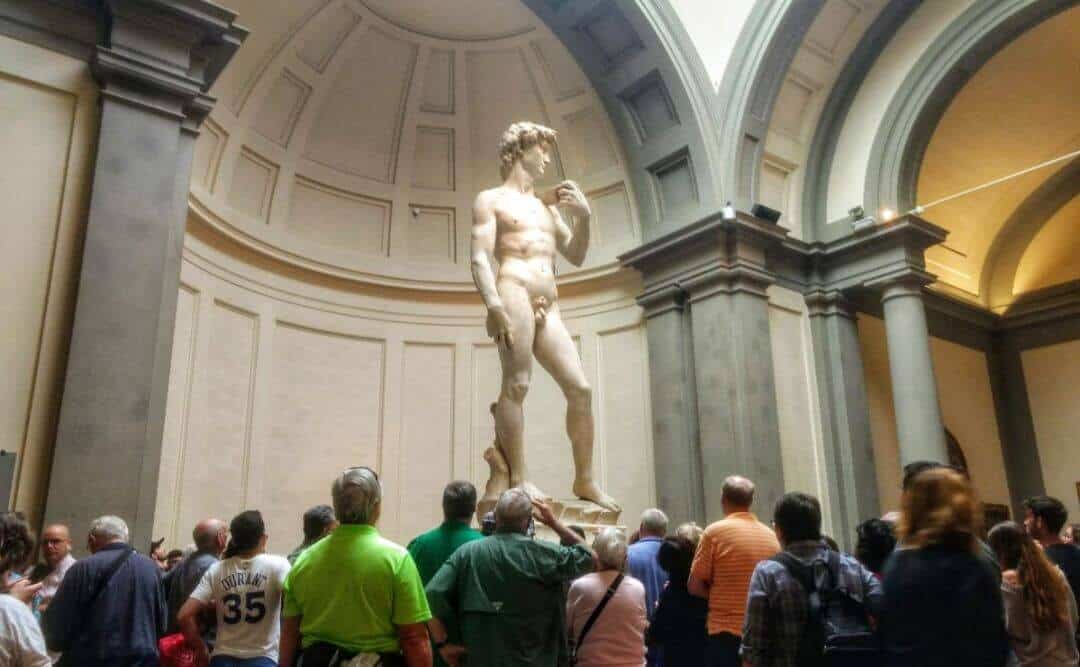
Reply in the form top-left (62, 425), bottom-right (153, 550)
top-left (879, 467), bottom-right (1010, 666)
top-left (988, 521), bottom-right (1079, 666)
top-left (566, 528), bottom-right (647, 666)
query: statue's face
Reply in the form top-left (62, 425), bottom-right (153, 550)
top-left (519, 141), bottom-right (551, 178)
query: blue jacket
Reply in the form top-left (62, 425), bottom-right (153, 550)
top-left (42, 542), bottom-right (166, 665)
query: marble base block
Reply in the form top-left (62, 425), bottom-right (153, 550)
top-left (476, 497), bottom-right (623, 544)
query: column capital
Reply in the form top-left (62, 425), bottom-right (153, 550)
top-left (93, 0), bottom-right (247, 124)
top-left (805, 289), bottom-right (857, 320)
top-left (869, 270), bottom-right (936, 303)
top-left (636, 283), bottom-right (687, 319)
top-left (681, 263), bottom-right (773, 302)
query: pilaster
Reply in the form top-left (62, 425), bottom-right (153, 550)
top-left (623, 211), bottom-right (789, 521)
top-left (806, 289), bottom-right (878, 548)
top-left (44, 0), bottom-right (245, 549)
top-left (636, 285), bottom-right (705, 525)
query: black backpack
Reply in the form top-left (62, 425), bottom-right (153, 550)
top-left (771, 549), bottom-right (881, 667)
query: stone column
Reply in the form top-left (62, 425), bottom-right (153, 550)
top-left (636, 285), bottom-right (705, 526)
top-left (621, 212), bottom-right (788, 523)
top-left (43, 1), bottom-right (244, 548)
top-left (806, 290), bottom-right (879, 548)
top-left (878, 277), bottom-right (948, 465)
top-left (685, 264), bottom-right (785, 520)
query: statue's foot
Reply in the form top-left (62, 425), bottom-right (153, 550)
top-left (573, 479), bottom-right (621, 513)
top-left (514, 480), bottom-right (552, 503)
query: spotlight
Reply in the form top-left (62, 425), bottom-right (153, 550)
top-left (721, 201), bottom-right (736, 221)
top-left (848, 205), bottom-right (865, 220)
top-left (751, 203), bottom-right (781, 224)
top-left (879, 208), bottom-right (896, 222)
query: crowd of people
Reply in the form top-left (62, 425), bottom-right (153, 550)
top-left (1, 459), bottom-right (1078, 666)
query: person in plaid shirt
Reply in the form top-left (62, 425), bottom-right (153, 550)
top-left (740, 492), bottom-right (882, 667)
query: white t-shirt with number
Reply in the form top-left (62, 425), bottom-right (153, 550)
top-left (190, 554), bottom-right (291, 661)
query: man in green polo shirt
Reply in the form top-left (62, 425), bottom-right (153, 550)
top-left (280, 467), bottom-right (432, 667)
top-left (408, 481), bottom-right (484, 667)
top-left (425, 488), bottom-right (597, 666)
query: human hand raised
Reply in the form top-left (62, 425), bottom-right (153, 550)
top-left (486, 306), bottom-right (514, 349)
top-left (7, 578), bottom-right (42, 605)
top-left (555, 180), bottom-right (590, 217)
top-left (531, 497), bottom-right (558, 528)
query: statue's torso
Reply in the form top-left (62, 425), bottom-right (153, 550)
top-left (490, 188), bottom-right (558, 302)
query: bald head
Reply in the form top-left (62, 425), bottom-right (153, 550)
top-left (42, 524), bottom-right (72, 567)
top-left (495, 488), bottom-right (533, 534)
top-left (193, 518), bottom-right (227, 555)
top-left (721, 476), bottom-right (755, 512)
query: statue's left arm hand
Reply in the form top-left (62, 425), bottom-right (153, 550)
top-left (551, 180), bottom-right (590, 267)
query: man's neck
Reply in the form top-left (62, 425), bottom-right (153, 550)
top-left (504, 164), bottom-right (535, 194)
top-left (1040, 534), bottom-right (1065, 547)
top-left (724, 507), bottom-right (751, 517)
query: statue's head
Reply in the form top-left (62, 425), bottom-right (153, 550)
top-left (498, 121), bottom-right (557, 180)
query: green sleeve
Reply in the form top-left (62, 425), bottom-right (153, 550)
top-left (540, 543), bottom-right (594, 584)
top-left (424, 556), bottom-right (459, 622)
top-left (392, 553), bottom-right (433, 626)
top-left (282, 568), bottom-right (302, 618)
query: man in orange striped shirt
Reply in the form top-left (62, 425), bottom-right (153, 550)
top-left (689, 476), bottom-right (780, 667)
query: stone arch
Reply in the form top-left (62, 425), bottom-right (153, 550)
top-left (862, 0), bottom-right (1078, 216)
top-left (522, 0), bottom-right (724, 240)
top-left (713, 0), bottom-right (826, 210)
top-left (800, 0), bottom-right (921, 240)
top-left (981, 158), bottom-right (1080, 310)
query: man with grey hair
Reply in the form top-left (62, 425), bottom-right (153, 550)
top-left (43, 515), bottom-right (166, 666)
top-left (628, 508), bottom-right (670, 666)
top-left (425, 488), bottom-right (596, 666)
top-left (280, 467), bottom-right (433, 667)
top-left (689, 476), bottom-right (779, 667)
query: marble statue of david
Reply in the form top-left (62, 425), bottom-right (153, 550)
top-left (471, 121), bottom-right (619, 512)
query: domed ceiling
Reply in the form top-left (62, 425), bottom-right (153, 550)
top-left (190, 0), bottom-right (640, 290)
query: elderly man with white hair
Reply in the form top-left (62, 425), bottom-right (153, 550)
top-left (280, 467), bottom-right (433, 667)
top-left (425, 488), bottom-right (597, 666)
top-left (42, 515), bottom-right (167, 666)
top-left (567, 528), bottom-right (648, 667)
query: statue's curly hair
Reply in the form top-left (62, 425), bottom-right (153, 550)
top-left (498, 121), bottom-right (557, 180)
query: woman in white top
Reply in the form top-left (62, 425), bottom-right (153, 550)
top-left (988, 521), bottom-right (1079, 667)
top-left (178, 510), bottom-right (291, 667)
top-left (566, 528), bottom-right (647, 667)
top-left (0, 512), bottom-right (50, 667)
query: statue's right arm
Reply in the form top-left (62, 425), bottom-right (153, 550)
top-left (470, 191), bottom-right (502, 311)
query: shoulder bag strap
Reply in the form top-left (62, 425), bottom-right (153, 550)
top-left (574, 574), bottom-right (624, 653)
top-left (86, 547), bottom-right (135, 611)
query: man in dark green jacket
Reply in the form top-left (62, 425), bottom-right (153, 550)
top-left (408, 481), bottom-right (484, 667)
top-left (425, 489), bottom-right (596, 666)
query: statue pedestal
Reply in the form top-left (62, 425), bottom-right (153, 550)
top-left (476, 497), bottom-right (623, 544)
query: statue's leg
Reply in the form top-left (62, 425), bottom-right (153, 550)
top-left (494, 280), bottom-right (537, 492)
top-left (534, 305), bottom-right (621, 512)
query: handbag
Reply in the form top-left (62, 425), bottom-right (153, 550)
top-left (569, 573), bottom-right (624, 666)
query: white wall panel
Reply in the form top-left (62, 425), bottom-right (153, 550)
top-left (1022, 340), bottom-right (1080, 521)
